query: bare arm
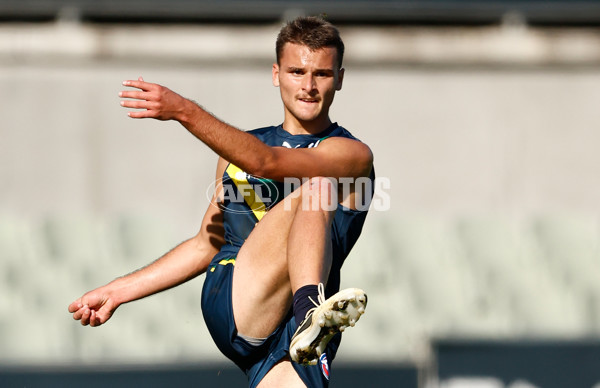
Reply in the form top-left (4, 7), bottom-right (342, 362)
top-left (68, 158), bottom-right (227, 327)
top-left (119, 78), bottom-right (373, 181)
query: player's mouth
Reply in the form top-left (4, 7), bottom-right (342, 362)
top-left (298, 97), bottom-right (319, 104)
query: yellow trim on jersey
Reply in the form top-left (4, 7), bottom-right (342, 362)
top-left (226, 163), bottom-right (267, 221)
top-left (209, 257), bottom-right (236, 272)
top-left (218, 258), bottom-right (236, 266)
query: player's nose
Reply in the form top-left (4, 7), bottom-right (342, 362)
top-left (301, 74), bottom-right (317, 92)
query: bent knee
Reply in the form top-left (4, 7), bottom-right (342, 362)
top-left (300, 177), bottom-right (337, 212)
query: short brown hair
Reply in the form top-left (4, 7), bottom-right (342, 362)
top-left (276, 16), bottom-right (345, 69)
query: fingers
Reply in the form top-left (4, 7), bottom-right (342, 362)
top-left (69, 292), bottom-right (116, 327)
top-left (119, 85), bottom-right (155, 110)
top-left (120, 78), bottom-right (160, 118)
top-left (69, 295), bottom-right (98, 326)
top-left (120, 100), bottom-right (160, 118)
top-left (71, 305), bottom-right (103, 326)
top-left (119, 97), bottom-right (154, 119)
top-left (119, 90), bottom-right (150, 100)
top-left (120, 99), bottom-right (158, 110)
top-left (90, 310), bottom-right (98, 327)
top-left (70, 304), bottom-right (91, 325)
top-left (122, 78), bottom-right (154, 91)
top-left (119, 77), bottom-right (182, 120)
top-left (126, 110), bottom-right (158, 119)
top-left (80, 306), bottom-right (91, 325)
top-left (89, 307), bottom-right (112, 327)
top-left (68, 299), bottom-right (82, 313)
top-left (69, 298), bottom-right (92, 325)
top-left (71, 307), bottom-right (83, 321)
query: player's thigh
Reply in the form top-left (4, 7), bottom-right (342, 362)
top-left (233, 176), bottom-right (331, 295)
top-left (231, 189), bottom-right (301, 337)
top-left (232, 178), bottom-right (332, 337)
top-left (257, 359), bottom-right (306, 388)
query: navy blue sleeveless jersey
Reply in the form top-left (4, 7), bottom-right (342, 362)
top-left (215, 122), bottom-right (373, 296)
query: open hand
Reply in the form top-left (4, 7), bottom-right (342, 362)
top-left (119, 76), bottom-right (188, 121)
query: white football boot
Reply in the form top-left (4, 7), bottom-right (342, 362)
top-left (289, 283), bottom-right (367, 365)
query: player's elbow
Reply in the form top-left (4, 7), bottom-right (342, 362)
top-left (354, 143), bottom-right (374, 178)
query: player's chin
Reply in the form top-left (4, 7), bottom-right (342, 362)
top-left (294, 108), bottom-right (322, 122)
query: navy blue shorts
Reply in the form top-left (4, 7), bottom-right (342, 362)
top-left (201, 253), bottom-right (341, 387)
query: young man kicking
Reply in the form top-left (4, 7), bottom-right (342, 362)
top-left (69, 16), bottom-right (374, 387)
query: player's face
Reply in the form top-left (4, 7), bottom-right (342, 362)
top-left (273, 43), bottom-right (344, 132)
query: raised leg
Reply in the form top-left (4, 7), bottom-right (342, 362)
top-left (231, 177), bottom-right (336, 338)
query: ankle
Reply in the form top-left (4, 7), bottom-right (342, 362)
top-left (292, 284), bottom-right (320, 327)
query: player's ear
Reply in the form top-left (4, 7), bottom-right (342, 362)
top-left (272, 63), bottom-right (280, 87)
top-left (335, 68), bottom-right (345, 91)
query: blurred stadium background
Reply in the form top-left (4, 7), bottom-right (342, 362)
top-left (1, 1), bottom-right (600, 387)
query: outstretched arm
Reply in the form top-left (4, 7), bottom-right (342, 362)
top-left (119, 78), bottom-right (373, 181)
top-left (68, 158), bottom-right (228, 327)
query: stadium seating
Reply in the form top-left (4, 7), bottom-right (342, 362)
top-left (0, 212), bottom-right (598, 365)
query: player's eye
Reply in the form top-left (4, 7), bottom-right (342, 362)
top-left (316, 71), bottom-right (333, 78)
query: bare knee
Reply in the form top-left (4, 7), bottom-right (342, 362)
top-left (257, 358), bottom-right (306, 388)
top-left (300, 176), bottom-right (337, 214)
